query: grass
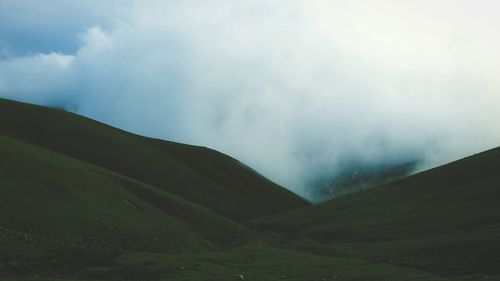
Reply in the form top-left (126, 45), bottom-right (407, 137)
top-left (0, 134), bottom-right (257, 255)
top-left (0, 98), bottom-right (308, 222)
top-left (1, 98), bottom-right (500, 280)
top-left (2, 245), bottom-right (454, 281)
top-left (249, 147), bottom-right (500, 278)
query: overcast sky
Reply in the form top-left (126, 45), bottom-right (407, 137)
top-left (1, 0), bottom-right (499, 199)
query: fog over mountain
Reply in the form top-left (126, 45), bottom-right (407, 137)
top-left (1, 0), bottom-right (499, 199)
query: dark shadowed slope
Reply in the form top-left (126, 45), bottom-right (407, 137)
top-left (0, 98), bottom-right (308, 221)
top-left (0, 134), bottom-right (452, 281)
top-left (0, 136), bottom-right (450, 281)
top-left (0, 134), bottom-right (253, 254)
top-left (250, 147), bottom-right (500, 277)
top-left (1, 97), bottom-right (498, 281)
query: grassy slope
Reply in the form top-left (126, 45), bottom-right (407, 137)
top-left (1, 98), bottom-right (499, 280)
top-left (0, 246), bottom-right (491, 281)
top-left (0, 134), bottom-right (255, 258)
top-left (0, 98), bottom-right (308, 221)
top-left (250, 147), bottom-right (500, 277)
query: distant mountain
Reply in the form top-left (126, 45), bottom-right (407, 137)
top-left (310, 160), bottom-right (419, 201)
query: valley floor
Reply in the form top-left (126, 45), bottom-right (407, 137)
top-left (2, 245), bottom-right (500, 281)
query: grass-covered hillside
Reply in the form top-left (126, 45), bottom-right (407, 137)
top-left (1, 98), bottom-right (499, 281)
top-left (250, 147), bottom-right (500, 278)
top-left (0, 133), bottom-right (255, 253)
top-left (0, 98), bottom-right (308, 221)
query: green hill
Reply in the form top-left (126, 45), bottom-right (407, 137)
top-left (250, 147), bottom-right (500, 277)
top-left (1, 97), bottom-right (499, 281)
top-left (0, 133), bottom-right (254, 252)
top-left (0, 98), bottom-right (308, 221)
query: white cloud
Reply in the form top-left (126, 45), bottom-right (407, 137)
top-left (0, 52), bottom-right (74, 106)
top-left (1, 1), bottom-right (499, 199)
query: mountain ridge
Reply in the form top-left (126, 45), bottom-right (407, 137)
top-left (0, 98), bottom-right (308, 222)
top-left (249, 145), bottom-right (500, 276)
top-left (1, 97), bottom-right (499, 280)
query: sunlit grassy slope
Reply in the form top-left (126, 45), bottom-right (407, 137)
top-left (0, 98), bottom-right (308, 221)
top-left (250, 147), bottom-right (500, 277)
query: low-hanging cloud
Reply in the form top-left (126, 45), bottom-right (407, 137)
top-left (1, 0), bottom-right (500, 200)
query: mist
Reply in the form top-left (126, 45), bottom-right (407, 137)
top-left (1, 0), bottom-right (500, 200)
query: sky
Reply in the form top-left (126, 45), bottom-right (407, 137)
top-left (1, 0), bottom-right (499, 200)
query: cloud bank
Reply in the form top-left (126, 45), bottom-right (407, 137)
top-left (1, 0), bottom-right (500, 199)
